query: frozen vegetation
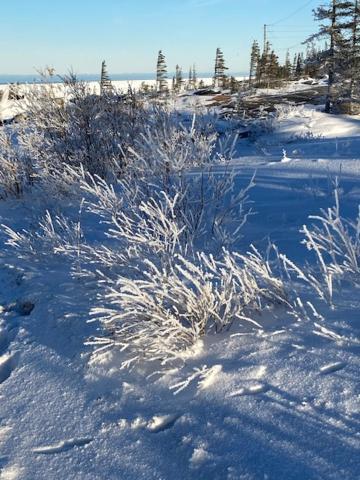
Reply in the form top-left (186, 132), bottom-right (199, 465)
top-left (0, 75), bottom-right (359, 480)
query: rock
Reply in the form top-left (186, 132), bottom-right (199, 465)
top-left (5, 300), bottom-right (35, 316)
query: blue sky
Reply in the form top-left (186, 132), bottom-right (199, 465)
top-left (1, 0), bottom-right (320, 75)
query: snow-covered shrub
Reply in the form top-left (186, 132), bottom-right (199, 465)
top-left (248, 113), bottom-right (276, 141)
top-left (0, 126), bottom-right (33, 198)
top-left (22, 73), bottom-right (144, 179)
top-left (80, 164), bottom-right (255, 257)
top-left (301, 190), bottom-right (360, 303)
top-left (278, 188), bottom-right (360, 306)
top-left (2, 209), bottom-right (83, 261)
top-left (90, 247), bottom-right (288, 368)
top-left (128, 111), bottom-right (218, 180)
top-left (171, 168), bottom-right (255, 251)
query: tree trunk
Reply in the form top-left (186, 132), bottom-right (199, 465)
top-left (325, 0), bottom-right (337, 114)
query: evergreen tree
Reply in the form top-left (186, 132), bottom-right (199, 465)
top-left (249, 40), bottom-right (261, 86)
top-left (213, 48), bottom-right (228, 88)
top-left (292, 53), bottom-right (298, 79)
top-left (156, 50), bottom-right (168, 94)
top-left (174, 64), bottom-right (183, 93)
top-left (268, 50), bottom-right (281, 84)
top-left (188, 67), bottom-right (193, 90)
top-left (192, 64), bottom-right (197, 89)
top-left (256, 41), bottom-right (271, 86)
top-left (346, 0), bottom-right (360, 109)
top-left (295, 53), bottom-right (305, 78)
top-left (100, 60), bottom-right (113, 95)
top-left (229, 76), bottom-right (238, 93)
top-left (307, 0), bottom-right (354, 112)
top-left (284, 50), bottom-right (292, 79)
top-left (304, 43), bottom-right (320, 77)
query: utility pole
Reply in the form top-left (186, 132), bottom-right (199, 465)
top-left (263, 24), bottom-right (267, 53)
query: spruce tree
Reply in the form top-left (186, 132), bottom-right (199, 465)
top-left (249, 40), bottom-right (261, 86)
top-left (346, 0), bottom-right (360, 109)
top-left (284, 50), bottom-right (292, 80)
top-left (307, 0), bottom-right (354, 112)
top-left (295, 53), bottom-right (305, 79)
top-left (257, 41), bottom-right (271, 86)
top-left (304, 43), bottom-right (321, 77)
top-left (192, 64), bottom-right (197, 89)
top-left (100, 60), bottom-right (113, 95)
top-left (156, 50), bottom-right (168, 94)
top-left (188, 67), bottom-right (193, 90)
top-left (292, 53), bottom-right (298, 79)
top-left (229, 76), bottom-right (238, 93)
top-left (213, 48), bottom-right (228, 88)
top-left (174, 64), bottom-right (183, 93)
top-left (268, 50), bottom-right (280, 85)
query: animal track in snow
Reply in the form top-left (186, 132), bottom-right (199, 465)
top-left (33, 437), bottom-right (93, 454)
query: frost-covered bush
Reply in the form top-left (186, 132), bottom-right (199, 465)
top-left (301, 190), bottom-right (360, 303)
top-left (1, 72), bottom-right (239, 198)
top-left (79, 166), bottom-right (254, 257)
top-left (278, 188), bottom-right (360, 306)
top-left (71, 177), bottom-right (285, 368)
top-left (1, 170), bottom-right (265, 369)
top-left (248, 113), bottom-right (276, 141)
top-left (22, 73), bottom-right (143, 179)
top-left (128, 111), bottom-right (218, 179)
top-left (0, 126), bottom-right (33, 198)
top-left (90, 247), bottom-right (288, 368)
top-left (2, 210), bottom-right (83, 262)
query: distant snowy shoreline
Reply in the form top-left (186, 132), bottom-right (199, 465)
top-left (0, 73), bottom-right (247, 86)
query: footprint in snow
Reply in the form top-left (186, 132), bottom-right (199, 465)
top-left (319, 362), bottom-right (347, 375)
top-left (123, 414), bottom-right (182, 433)
top-left (0, 312), bottom-right (22, 386)
top-left (0, 352), bottom-right (20, 385)
top-left (0, 329), bottom-right (10, 356)
top-left (33, 437), bottom-right (93, 454)
top-left (147, 414), bottom-right (181, 433)
top-left (228, 383), bottom-right (269, 397)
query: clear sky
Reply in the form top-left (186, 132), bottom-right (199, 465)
top-left (1, 0), bottom-right (321, 75)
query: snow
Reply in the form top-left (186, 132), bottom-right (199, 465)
top-left (0, 87), bottom-right (360, 479)
top-left (0, 76), bottom-right (243, 122)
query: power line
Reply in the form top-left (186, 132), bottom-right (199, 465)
top-left (268, 0), bottom-right (317, 27)
top-left (277, 41), bottom-right (306, 51)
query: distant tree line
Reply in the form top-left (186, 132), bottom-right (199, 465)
top-left (101, 0), bottom-right (360, 113)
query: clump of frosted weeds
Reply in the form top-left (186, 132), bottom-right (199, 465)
top-left (89, 247), bottom-right (289, 369)
top-left (279, 184), bottom-right (360, 308)
top-left (301, 188), bottom-right (360, 304)
top-left (0, 126), bottom-right (33, 198)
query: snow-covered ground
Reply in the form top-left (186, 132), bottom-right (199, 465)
top-left (0, 97), bottom-right (359, 479)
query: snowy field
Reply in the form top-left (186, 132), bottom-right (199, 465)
top-left (0, 89), bottom-right (359, 480)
